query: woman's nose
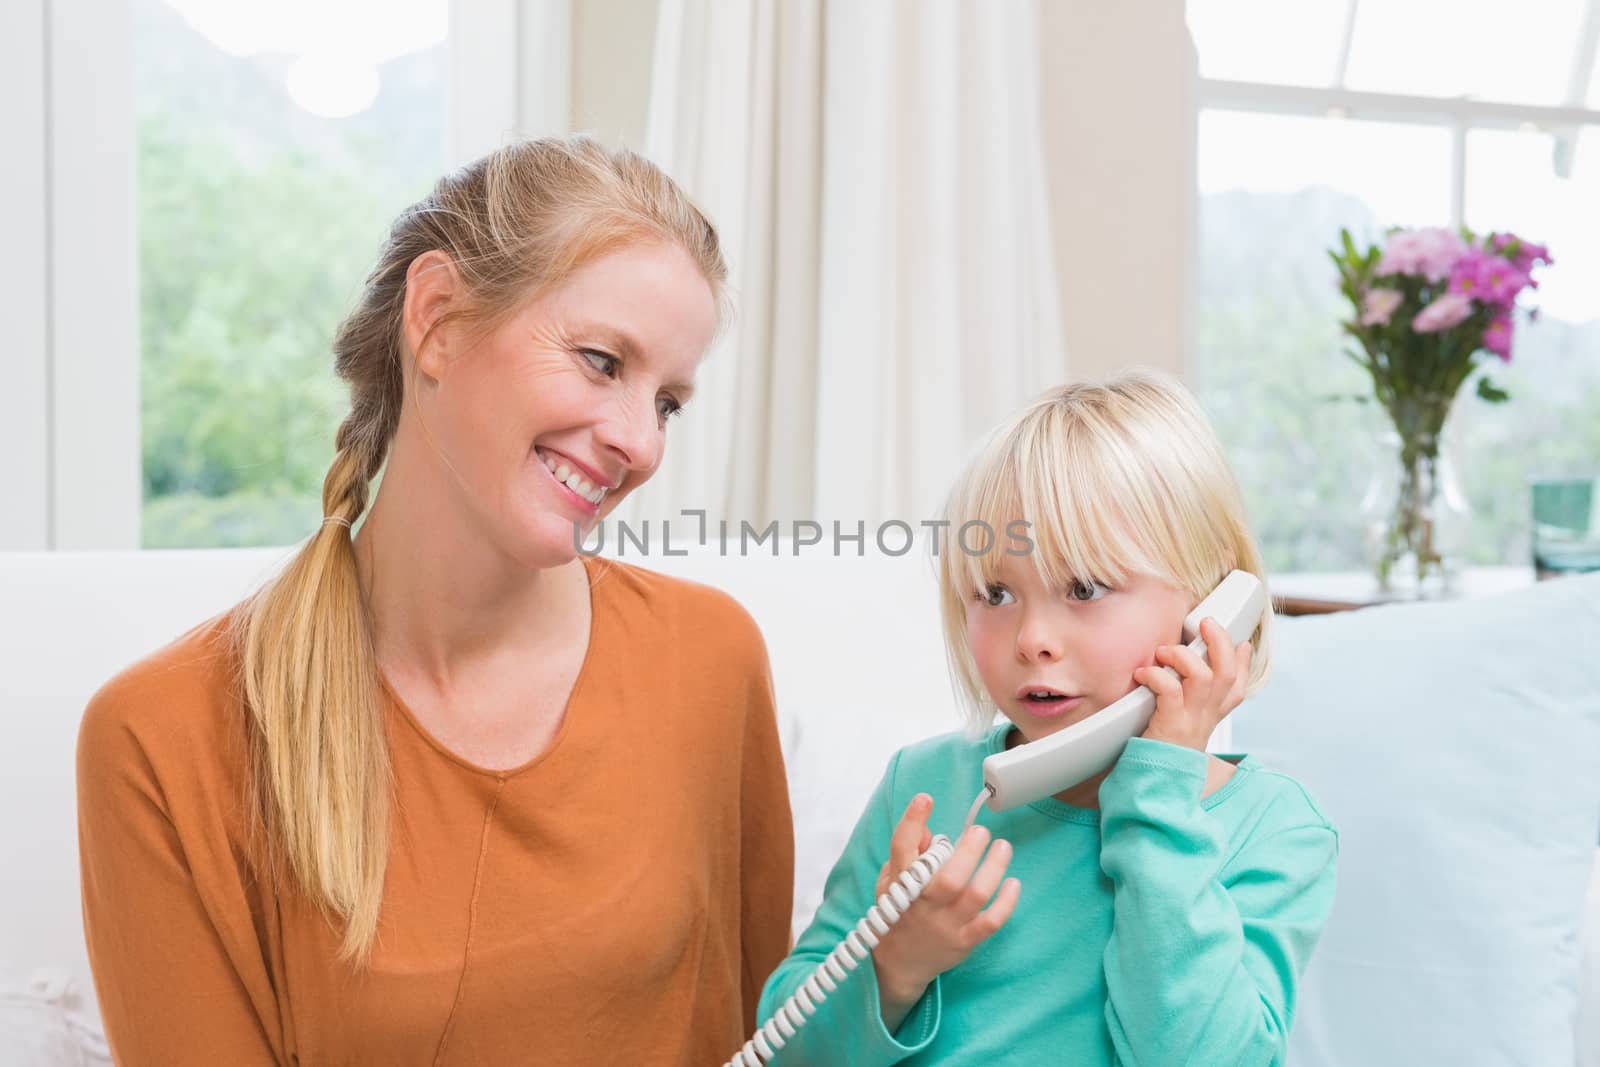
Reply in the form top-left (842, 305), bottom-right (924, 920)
top-left (596, 392), bottom-right (663, 474)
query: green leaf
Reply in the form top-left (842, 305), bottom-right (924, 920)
top-left (1475, 376), bottom-right (1511, 403)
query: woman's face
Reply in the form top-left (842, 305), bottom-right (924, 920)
top-left (963, 549), bottom-right (1193, 745)
top-left (410, 240), bottom-right (718, 568)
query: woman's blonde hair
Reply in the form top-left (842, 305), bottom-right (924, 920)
top-left (936, 368), bottom-right (1273, 736)
top-left (228, 136), bottom-right (728, 964)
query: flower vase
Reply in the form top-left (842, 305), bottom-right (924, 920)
top-left (1359, 425), bottom-right (1471, 598)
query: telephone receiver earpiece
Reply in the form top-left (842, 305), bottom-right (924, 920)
top-left (977, 569), bottom-right (1268, 813)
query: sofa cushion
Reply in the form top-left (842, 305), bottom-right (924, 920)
top-left (1231, 572), bottom-right (1600, 1066)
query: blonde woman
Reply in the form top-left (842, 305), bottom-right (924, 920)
top-left (756, 371), bottom-right (1337, 1065)
top-left (76, 137), bottom-right (794, 1065)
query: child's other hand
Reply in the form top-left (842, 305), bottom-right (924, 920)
top-left (870, 794), bottom-right (1021, 1030)
top-left (1137, 616), bottom-right (1253, 752)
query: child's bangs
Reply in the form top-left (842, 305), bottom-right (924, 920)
top-left (943, 446), bottom-right (1025, 598)
top-left (945, 402), bottom-right (1170, 597)
top-left (1015, 412), bottom-right (1169, 592)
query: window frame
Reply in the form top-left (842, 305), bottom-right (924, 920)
top-left (0, 0), bottom-right (51, 550)
top-left (1199, 78), bottom-right (1600, 229)
top-left (1196, 0), bottom-right (1600, 227)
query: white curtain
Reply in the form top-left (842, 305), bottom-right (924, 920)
top-left (613, 0), bottom-right (1065, 539)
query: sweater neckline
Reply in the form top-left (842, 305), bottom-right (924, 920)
top-left (380, 554), bottom-right (603, 781)
top-left (984, 723), bottom-right (1258, 824)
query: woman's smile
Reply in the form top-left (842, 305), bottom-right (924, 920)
top-left (534, 445), bottom-right (611, 511)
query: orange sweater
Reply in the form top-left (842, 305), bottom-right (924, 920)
top-left (77, 555), bottom-right (794, 1066)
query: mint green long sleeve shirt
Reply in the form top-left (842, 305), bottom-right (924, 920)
top-left (756, 727), bottom-right (1338, 1066)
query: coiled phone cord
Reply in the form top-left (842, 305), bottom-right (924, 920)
top-left (722, 785), bottom-right (993, 1067)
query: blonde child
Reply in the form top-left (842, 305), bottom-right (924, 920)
top-left (754, 370), bottom-right (1337, 1065)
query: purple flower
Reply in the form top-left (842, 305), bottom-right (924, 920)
top-left (1360, 288), bottom-right (1404, 326)
top-left (1377, 227), bottom-right (1469, 283)
top-left (1412, 292), bottom-right (1474, 333)
top-left (1485, 263), bottom-right (1531, 306)
top-left (1483, 312), bottom-right (1513, 362)
top-left (1449, 249), bottom-right (1530, 308)
top-left (1491, 232), bottom-right (1553, 275)
top-left (1447, 248), bottom-right (1494, 300)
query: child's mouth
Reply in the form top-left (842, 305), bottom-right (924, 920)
top-left (1020, 691), bottom-right (1084, 717)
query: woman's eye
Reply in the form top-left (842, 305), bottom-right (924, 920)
top-left (580, 349), bottom-right (619, 377)
top-left (975, 583), bottom-right (1015, 607)
top-left (1068, 579), bottom-right (1110, 602)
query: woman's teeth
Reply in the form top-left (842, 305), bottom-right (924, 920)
top-left (537, 449), bottom-right (607, 505)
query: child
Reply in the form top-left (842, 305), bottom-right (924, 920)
top-left (753, 370), bottom-right (1338, 1066)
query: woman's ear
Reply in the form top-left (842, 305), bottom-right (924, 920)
top-left (402, 250), bottom-right (462, 384)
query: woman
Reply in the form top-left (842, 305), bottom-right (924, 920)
top-left (77, 137), bottom-right (794, 1065)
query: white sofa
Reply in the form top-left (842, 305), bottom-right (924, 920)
top-left (3, 545), bottom-right (1597, 1065)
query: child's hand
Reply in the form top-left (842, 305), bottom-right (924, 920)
top-left (1136, 616), bottom-right (1254, 752)
top-left (870, 794), bottom-right (1021, 1032)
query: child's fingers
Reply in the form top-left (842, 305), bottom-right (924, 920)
top-left (1157, 641), bottom-right (1212, 687)
top-left (1135, 662), bottom-right (1181, 702)
top-left (923, 823), bottom-right (989, 906)
top-left (1139, 662), bottom-right (1190, 703)
top-left (1201, 617), bottom-right (1235, 684)
top-left (883, 794), bottom-right (932, 888)
top-left (962, 876), bottom-right (1022, 948)
top-left (957, 836), bottom-right (1013, 919)
top-left (875, 826), bottom-right (937, 897)
top-left (1224, 641), bottom-right (1253, 708)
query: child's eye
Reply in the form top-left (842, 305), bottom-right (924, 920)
top-left (1067, 579), bottom-right (1110, 602)
top-left (580, 348), bottom-right (619, 377)
top-left (975, 583), bottom-right (1015, 607)
top-left (657, 395), bottom-right (687, 421)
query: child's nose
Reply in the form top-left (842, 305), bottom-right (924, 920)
top-left (1015, 616), bottom-right (1064, 662)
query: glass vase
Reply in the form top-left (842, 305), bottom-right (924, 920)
top-left (1359, 428), bottom-right (1471, 598)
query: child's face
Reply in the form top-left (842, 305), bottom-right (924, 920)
top-left (964, 550), bottom-right (1194, 744)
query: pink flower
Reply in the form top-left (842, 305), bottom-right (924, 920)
top-left (1412, 292), bottom-right (1474, 333)
top-left (1360, 288), bottom-right (1404, 326)
top-left (1448, 248), bottom-right (1494, 299)
top-left (1491, 232), bottom-right (1553, 275)
top-left (1485, 263), bottom-right (1531, 306)
top-left (1377, 227), bottom-right (1469, 283)
top-left (1449, 250), bottom-right (1530, 308)
top-left (1483, 312), bottom-right (1513, 362)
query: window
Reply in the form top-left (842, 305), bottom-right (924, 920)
top-left (1457, 127), bottom-right (1600, 561)
top-left (134, 0), bottom-right (449, 547)
top-left (1197, 112), bottom-right (1453, 570)
top-left (1189, 0), bottom-right (1600, 571)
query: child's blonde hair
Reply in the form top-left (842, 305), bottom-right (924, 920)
top-left (936, 368), bottom-right (1273, 736)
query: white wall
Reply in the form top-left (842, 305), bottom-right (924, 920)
top-left (1038, 2), bottom-right (1197, 384)
top-left (571, 0), bottom-right (658, 149)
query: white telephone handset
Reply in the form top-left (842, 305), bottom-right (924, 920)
top-left (723, 570), bottom-right (1269, 1067)
top-left (979, 568), bottom-right (1267, 810)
